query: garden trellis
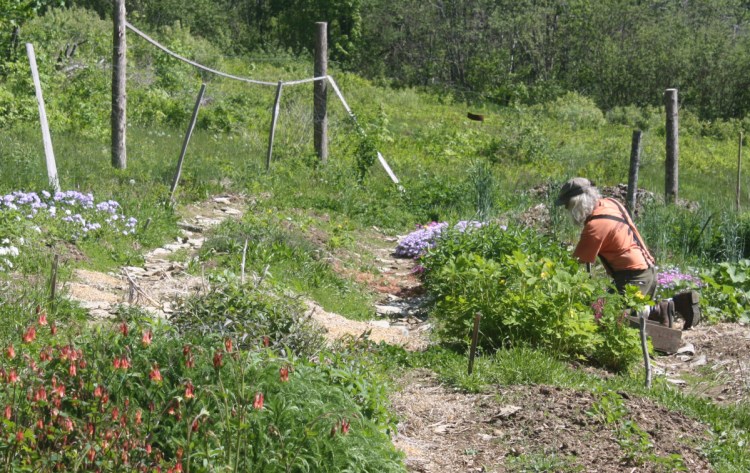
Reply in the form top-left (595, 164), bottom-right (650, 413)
top-left (124, 21), bottom-right (400, 195)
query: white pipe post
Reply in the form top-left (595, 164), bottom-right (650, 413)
top-left (26, 43), bottom-right (59, 192)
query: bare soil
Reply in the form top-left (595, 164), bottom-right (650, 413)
top-left (65, 194), bottom-right (747, 473)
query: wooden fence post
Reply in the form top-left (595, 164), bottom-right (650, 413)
top-left (170, 83), bottom-right (206, 202)
top-left (266, 81), bottom-right (284, 172)
top-left (468, 313), bottom-right (482, 375)
top-left (737, 132), bottom-right (743, 212)
top-left (665, 88), bottom-right (679, 203)
top-left (314, 22), bottom-right (328, 164)
top-left (26, 43), bottom-right (60, 193)
top-left (627, 130), bottom-right (642, 216)
top-left (111, 0), bottom-right (127, 169)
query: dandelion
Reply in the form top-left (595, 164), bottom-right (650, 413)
top-left (253, 392), bottom-right (264, 410)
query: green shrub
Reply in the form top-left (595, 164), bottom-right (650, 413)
top-left (421, 224), bottom-right (643, 371)
top-left (170, 273), bottom-right (326, 356)
top-left (545, 92), bottom-right (605, 130)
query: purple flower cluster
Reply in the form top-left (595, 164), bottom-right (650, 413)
top-left (394, 222), bottom-right (448, 258)
top-left (655, 266), bottom-right (703, 299)
top-left (0, 190), bottom-right (138, 238)
top-left (394, 220), bottom-right (488, 259)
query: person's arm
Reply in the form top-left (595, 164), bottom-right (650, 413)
top-left (572, 223), bottom-right (603, 264)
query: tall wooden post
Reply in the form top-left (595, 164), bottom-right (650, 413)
top-left (737, 132), bottom-right (743, 211)
top-left (314, 22), bottom-right (328, 164)
top-left (170, 84), bottom-right (206, 202)
top-left (664, 88), bottom-right (679, 203)
top-left (26, 43), bottom-right (60, 193)
top-left (627, 130), bottom-right (643, 215)
top-left (266, 81), bottom-right (284, 172)
top-left (111, 0), bottom-right (127, 169)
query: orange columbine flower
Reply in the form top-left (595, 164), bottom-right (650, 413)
top-left (6, 345), bottom-right (15, 359)
top-left (184, 382), bottom-right (195, 400)
top-left (212, 351), bottom-right (223, 368)
top-left (149, 365), bottom-right (162, 383)
top-left (253, 392), bottom-right (264, 410)
top-left (279, 366), bottom-right (289, 383)
top-left (7, 370), bottom-right (19, 383)
top-left (141, 330), bottom-right (152, 346)
top-left (22, 326), bottom-right (36, 343)
top-left (34, 387), bottom-right (47, 402)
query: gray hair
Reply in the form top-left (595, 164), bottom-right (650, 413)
top-left (567, 186), bottom-right (600, 225)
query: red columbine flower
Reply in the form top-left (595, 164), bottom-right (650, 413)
top-left (61, 417), bottom-right (73, 432)
top-left (69, 363), bottom-right (77, 377)
top-left (34, 387), bottom-right (47, 402)
top-left (113, 357), bottom-right (122, 369)
top-left (53, 384), bottom-right (65, 398)
top-left (141, 330), bottom-right (152, 346)
top-left (213, 351), bottom-right (223, 368)
top-left (15, 430), bottom-right (24, 443)
top-left (87, 422), bottom-right (94, 436)
top-left (22, 326), bottom-right (36, 343)
top-left (340, 419), bottom-right (350, 435)
top-left (119, 322), bottom-right (128, 336)
top-left (87, 448), bottom-right (95, 462)
top-left (38, 311), bottom-right (47, 326)
top-left (4, 405), bottom-right (11, 420)
top-left (6, 345), bottom-right (15, 359)
top-left (224, 338), bottom-right (232, 352)
top-left (185, 354), bottom-right (194, 368)
top-left (184, 382), bottom-right (195, 400)
top-left (135, 410), bottom-right (142, 425)
top-left (94, 386), bottom-right (103, 398)
top-left (253, 392), bottom-right (264, 410)
top-left (145, 444), bottom-right (152, 455)
top-left (50, 323), bottom-right (57, 335)
top-left (149, 365), bottom-right (162, 383)
top-left (191, 419), bottom-right (199, 432)
top-left (7, 370), bottom-right (19, 383)
top-left (262, 336), bottom-right (270, 347)
top-left (279, 366), bottom-right (289, 382)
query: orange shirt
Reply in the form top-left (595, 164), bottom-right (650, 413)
top-left (573, 198), bottom-right (654, 273)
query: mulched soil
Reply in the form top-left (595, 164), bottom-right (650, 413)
top-left (654, 321), bottom-right (750, 407)
top-left (392, 369), bottom-right (713, 473)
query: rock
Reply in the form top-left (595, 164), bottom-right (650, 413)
top-left (677, 343), bottom-right (695, 356)
top-left (375, 305), bottom-right (403, 316)
top-left (690, 355), bottom-right (707, 367)
top-left (369, 320), bottom-right (390, 328)
top-left (667, 378), bottom-right (687, 385)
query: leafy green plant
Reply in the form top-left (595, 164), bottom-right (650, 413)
top-left (421, 223), bottom-right (643, 371)
top-left (170, 272), bottom-right (326, 356)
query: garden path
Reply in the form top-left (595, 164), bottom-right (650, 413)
top-left (65, 194), bottom-right (430, 350)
